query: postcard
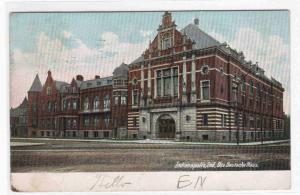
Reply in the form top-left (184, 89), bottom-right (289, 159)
top-left (9, 2), bottom-right (291, 192)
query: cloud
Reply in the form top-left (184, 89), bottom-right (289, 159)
top-left (209, 28), bottom-right (290, 114)
top-left (10, 31), bottom-right (148, 108)
top-left (62, 31), bottom-right (72, 39)
top-left (139, 30), bottom-right (153, 38)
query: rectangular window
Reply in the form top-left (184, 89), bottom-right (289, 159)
top-left (84, 131), bottom-right (89, 138)
top-left (133, 90), bottom-right (138, 105)
top-left (47, 87), bottom-right (52, 96)
top-left (104, 114), bottom-right (110, 128)
top-left (121, 96), bottom-right (127, 105)
top-left (157, 78), bottom-right (161, 97)
top-left (84, 117), bottom-right (90, 128)
top-left (221, 114), bottom-right (226, 127)
top-left (72, 131), bottom-right (76, 137)
top-left (162, 38), bottom-right (172, 50)
top-left (202, 135), bottom-right (208, 140)
top-left (94, 117), bottom-right (99, 128)
top-left (173, 76), bottom-right (178, 97)
top-left (93, 131), bottom-right (99, 138)
top-left (115, 96), bottom-right (119, 105)
top-left (203, 114), bottom-right (208, 126)
top-left (104, 131), bottom-right (109, 138)
top-left (201, 81), bottom-right (210, 100)
top-left (163, 77), bottom-right (171, 96)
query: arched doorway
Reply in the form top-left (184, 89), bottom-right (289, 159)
top-left (157, 114), bottom-right (176, 139)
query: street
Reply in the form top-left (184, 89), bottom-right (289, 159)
top-left (11, 138), bottom-right (290, 172)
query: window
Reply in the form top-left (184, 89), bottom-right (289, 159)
top-left (203, 114), bottom-right (208, 126)
top-left (104, 131), bottom-right (109, 138)
top-left (67, 119), bottom-right (71, 129)
top-left (121, 96), bottom-right (127, 105)
top-left (221, 114), bottom-right (226, 127)
top-left (133, 117), bottom-right (138, 127)
top-left (173, 68), bottom-right (178, 96)
top-left (201, 81), bottom-right (210, 100)
top-left (67, 101), bottom-right (71, 110)
top-left (84, 131), bottom-right (89, 138)
top-left (94, 131), bottom-right (99, 138)
top-left (62, 99), bottom-right (67, 111)
top-left (241, 77), bottom-right (246, 92)
top-left (250, 80), bottom-right (254, 95)
top-left (32, 103), bottom-right (37, 113)
top-left (104, 95), bottom-right (110, 109)
top-left (201, 65), bottom-right (209, 75)
top-left (156, 68), bottom-right (178, 97)
top-left (84, 97), bottom-right (89, 111)
top-left (114, 96), bottom-right (119, 105)
top-left (72, 131), bottom-right (76, 137)
top-left (94, 117), bottom-right (99, 128)
top-left (202, 135), bottom-right (208, 140)
top-left (47, 101), bottom-right (52, 112)
top-left (72, 100), bottom-right (77, 110)
top-left (132, 90), bottom-right (138, 105)
top-left (93, 96), bottom-right (100, 110)
top-left (47, 87), bottom-right (52, 96)
top-left (72, 119), bottom-right (77, 128)
top-left (104, 113), bottom-right (110, 128)
top-left (157, 71), bottom-right (162, 97)
top-left (84, 117), bottom-right (90, 128)
top-left (162, 37), bottom-right (172, 50)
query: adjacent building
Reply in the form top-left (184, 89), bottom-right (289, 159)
top-left (20, 11), bottom-right (285, 142)
top-left (10, 97), bottom-right (28, 137)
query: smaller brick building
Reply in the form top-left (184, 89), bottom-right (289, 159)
top-left (27, 63), bottom-right (129, 139)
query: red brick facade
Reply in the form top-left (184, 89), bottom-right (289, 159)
top-left (25, 12), bottom-right (285, 142)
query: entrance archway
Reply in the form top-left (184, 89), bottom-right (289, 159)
top-left (157, 114), bottom-right (176, 139)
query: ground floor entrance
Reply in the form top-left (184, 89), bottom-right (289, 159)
top-left (157, 114), bottom-right (176, 139)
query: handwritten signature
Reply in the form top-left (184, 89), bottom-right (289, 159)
top-left (89, 175), bottom-right (131, 191)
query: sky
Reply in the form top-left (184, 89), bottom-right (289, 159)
top-left (9, 11), bottom-right (290, 114)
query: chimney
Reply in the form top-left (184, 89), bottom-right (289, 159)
top-left (76, 75), bottom-right (84, 81)
top-left (95, 75), bottom-right (100, 79)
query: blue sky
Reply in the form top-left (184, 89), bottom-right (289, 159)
top-left (9, 11), bottom-right (290, 113)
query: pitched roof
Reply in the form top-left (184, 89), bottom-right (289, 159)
top-left (181, 23), bottom-right (221, 49)
top-left (10, 97), bottom-right (28, 117)
top-left (19, 97), bottom-right (28, 108)
top-left (55, 80), bottom-right (69, 91)
top-left (28, 74), bottom-right (42, 92)
top-left (80, 76), bottom-right (113, 90)
top-left (130, 55), bottom-right (144, 65)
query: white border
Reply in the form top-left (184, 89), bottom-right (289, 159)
top-left (1, 0), bottom-right (299, 194)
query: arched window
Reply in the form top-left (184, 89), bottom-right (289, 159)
top-left (93, 96), bottom-right (100, 110)
top-left (84, 97), bottom-right (89, 111)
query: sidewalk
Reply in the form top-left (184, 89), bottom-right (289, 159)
top-left (11, 137), bottom-right (290, 146)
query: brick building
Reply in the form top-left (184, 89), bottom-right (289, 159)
top-left (27, 63), bottom-right (129, 139)
top-left (127, 12), bottom-right (285, 142)
top-left (24, 12), bottom-right (285, 142)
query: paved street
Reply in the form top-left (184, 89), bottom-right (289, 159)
top-left (11, 138), bottom-right (290, 172)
